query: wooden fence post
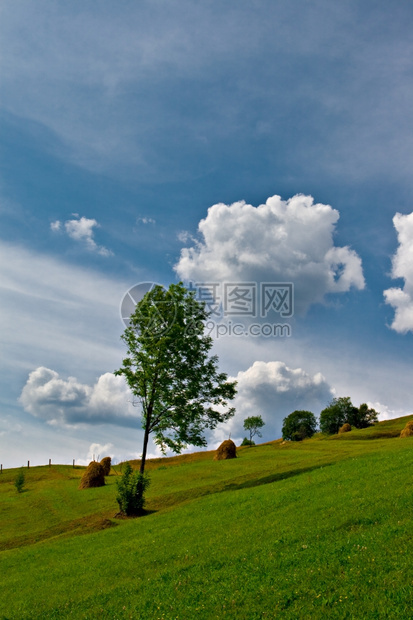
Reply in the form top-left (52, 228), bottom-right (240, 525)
top-left (49, 459), bottom-right (51, 467)
top-left (73, 459), bottom-right (75, 468)
top-left (27, 460), bottom-right (30, 469)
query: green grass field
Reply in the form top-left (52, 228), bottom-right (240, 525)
top-left (1, 416), bottom-right (412, 619)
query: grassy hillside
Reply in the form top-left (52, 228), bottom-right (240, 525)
top-left (0, 416), bottom-right (412, 619)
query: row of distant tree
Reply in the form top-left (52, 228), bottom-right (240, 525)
top-left (281, 397), bottom-right (379, 442)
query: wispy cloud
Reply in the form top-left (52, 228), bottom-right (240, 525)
top-left (0, 239), bottom-right (128, 385)
top-left (2, 2), bottom-right (413, 184)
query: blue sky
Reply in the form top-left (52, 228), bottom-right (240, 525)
top-left (1, 0), bottom-right (413, 467)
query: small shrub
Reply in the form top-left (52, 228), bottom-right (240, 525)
top-left (400, 421), bottom-right (413, 438)
top-left (100, 456), bottom-right (112, 476)
top-left (339, 423), bottom-right (352, 434)
top-left (241, 437), bottom-right (255, 447)
top-left (79, 461), bottom-right (105, 489)
top-left (116, 462), bottom-right (150, 516)
top-left (14, 470), bottom-right (25, 493)
top-left (214, 439), bottom-right (237, 460)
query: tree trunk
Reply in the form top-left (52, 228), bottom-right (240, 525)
top-left (140, 407), bottom-right (151, 475)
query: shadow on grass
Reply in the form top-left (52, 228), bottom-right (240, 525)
top-left (113, 509), bottom-right (157, 519)
top-left (149, 461), bottom-right (335, 512)
top-left (219, 462), bottom-right (335, 493)
top-left (0, 514), bottom-right (119, 552)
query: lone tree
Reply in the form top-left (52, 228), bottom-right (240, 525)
top-left (115, 283), bottom-right (237, 476)
top-left (282, 410), bottom-right (317, 441)
top-left (243, 415), bottom-right (265, 445)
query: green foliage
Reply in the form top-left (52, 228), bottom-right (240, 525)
top-left (243, 415), bottom-right (265, 443)
top-left (320, 396), bottom-right (355, 435)
top-left (14, 469), bottom-right (25, 493)
top-left (241, 437), bottom-right (255, 446)
top-left (282, 410), bottom-right (317, 441)
top-left (115, 282), bottom-right (237, 474)
top-left (115, 462), bottom-right (150, 516)
top-left (348, 403), bottom-right (379, 429)
top-left (320, 397), bottom-right (379, 434)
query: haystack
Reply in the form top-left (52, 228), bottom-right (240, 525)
top-left (400, 420), bottom-right (413, 438)
top-left (339, 423), bottom-right (352, 434)
top-left (79, 461), bottom-right (105, 489)
top-left (100, 456), bottom-right (112, 476)
top-left (214, 439), bottom-right (237, 460)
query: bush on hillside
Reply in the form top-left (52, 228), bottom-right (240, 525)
top-left (115, 462), bottom-right (150, 516)
top-left (79, 461), bottom-right (105, 489)
top-left (282, 410), bottom-right (317, 441)
top-left (214, 439), bottom-right (237, 460)
top-left (339, 423), bottom-right (352, 434)
top-left (241, 437), bottom-right (255, 447)
top-left (14, 469), bottom-right (25, 493)
top-left (100, 456), bottom-right (112, 476)
top-left (400, 421), bottom-right (413, 438)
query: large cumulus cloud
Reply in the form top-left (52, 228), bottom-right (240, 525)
top-left (384, 212), bottom-right (413, 333)
top-left (19, 367), bottom-right (137, 427)
top-left (212, 360), bottom-right (334, 445)
top-left (175, 194), bottom-right (365, 315)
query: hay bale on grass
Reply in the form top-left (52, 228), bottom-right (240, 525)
top-left (400, 421), bottom-right (413, 438)
top-left (339, 423), bottom-right (352, 434)
top-left (79, 461), bottom-right (105, 489)
top-left (214, 439), bottom-right (237, 461)
top-left (100, 456), bottom-right (112, 476)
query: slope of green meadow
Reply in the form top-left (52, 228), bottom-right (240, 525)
top-left (0, 416), bottom-right (412, 619)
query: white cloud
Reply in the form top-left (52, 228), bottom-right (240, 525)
top-left (211, 360), bottom-right (334, 445)
top-left (50, 220), bottom-right (61, 232)
top-left (367, 401), bottom-right (411, 422)
top-left (63, 216), bottom-right (113, 256)
top-left (384, 212), bottom-right (413, 333)
top-left (86, 442), bottom-right (114, 462)
top-left (136, 217), bottom-right (156, 225)
top-left (19, 367), bottom-right (138, 427)
top-left (177, 231), bottom-right (195, 244)
top-left (175, 194), bottom-right (365, 314)
top-left (51, 215), bottom-right (112, 256)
